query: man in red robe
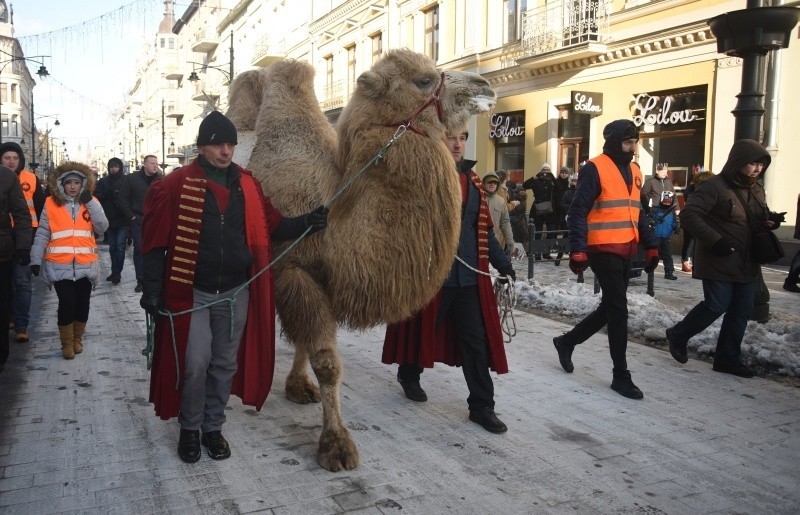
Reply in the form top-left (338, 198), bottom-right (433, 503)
top-left (140, 111), bottom-right (328, 463)
top-left (382, 126), bottom-right (515, 434)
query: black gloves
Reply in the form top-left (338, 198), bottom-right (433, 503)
top-left (711, 239), bottom-right (735, 256)
top-left (15, 249), bottom-right (30, 266)
top-left (139, 292), bottom-right (161, 316)
top-left (304, 205), bottom-right (329, 233)
top-left (768, 211), bottom-right (786, 230)
top-left (31, 265), bottom-right (40, 276)
top-left (497, 265), bottom-right (516, 284)
top-left (79, 190), bottom-right (93, 204)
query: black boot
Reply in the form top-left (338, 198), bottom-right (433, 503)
top-left (398, 378), bottom-right (427, 402)
top-left (712, 361), bottom-right (756, 378)
top-left (468, 409), bottom-right (508, 433)
top-left (610, 369), bottom-right (643, 399)
top-left (201, 430), bottom-right (231, 460)
top-left (783, 279), bottom-right (800, 293)
top-left (666, 327), bottom-right (688, 364)
top-left (177, 429), bottom-right (201, 463)
top-left (553, 335), bottom-right (574, 373)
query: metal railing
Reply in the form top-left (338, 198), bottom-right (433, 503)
top-left (521, 0), bottom-right (611, 56)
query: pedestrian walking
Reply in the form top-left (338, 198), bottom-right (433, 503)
top-left (29, 162), bottom-right (108, 360)
top-left (483, 171), bottom-right (515, 255)
top-left (0, 163), bottom-right (32, 372)
top-left (1, 142), bottom-right (44, 343)
top-left (667, 140), bottom-right (787, 377)
top-left (680, 165), bottom-right (704, 272)
top-left (94, 157), bottom-right (128, 284)
top-left (784, 193), bottom-right (800, 293)
top-left (553, 119), bottom-right (659, 399)
top-left (523, 163), bottom-right (558, 260)
top-left (383, 125), bottom-right (515, 434)
top-left (118, 154), bottom-right (161, 293)
top-left (139, 111), bottom-right (328, 463)
top-left (642, 163), bottom-right (678, 280)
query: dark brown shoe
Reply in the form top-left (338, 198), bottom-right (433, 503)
top-left (177, 429), bottom-right (201, 463)
top-left (201, 431), bottom-right (231, 460)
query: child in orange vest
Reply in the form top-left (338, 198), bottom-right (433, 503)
top-left (30, 162), bottom-right (108, 359)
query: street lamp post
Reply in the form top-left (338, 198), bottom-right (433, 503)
top-left (187, 30), bottom-right (234, 84)
top-left (0, 50), bottom-right (50, 145)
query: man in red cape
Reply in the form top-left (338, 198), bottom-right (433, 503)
top-left (140, 111), bottom-right (328, 463)
top-left (382, 126), bottom-right (516, 434)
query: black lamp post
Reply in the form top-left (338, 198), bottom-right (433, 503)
top-left (0, 51), bottom-right (50, 145)
top-left (187, 31), bottom-right (234, 84)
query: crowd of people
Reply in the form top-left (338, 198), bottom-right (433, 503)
top-left (1, 112), bottom-right (797, 464)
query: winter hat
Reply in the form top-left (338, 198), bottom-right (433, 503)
top-left (540, 163), bottom-right (552, 172)
top-left (107, 157), bottom-right (124, 173)
top-left (559, 166), bottom-right (570, 175)
top-left (0, 141), bottom-right (26, 172)
top-left (60, 171), bottom-right (87, 185)
top-left (483, 171), bottom-right (500, 184)
top-left (197, 111), bottom-right (238, 146)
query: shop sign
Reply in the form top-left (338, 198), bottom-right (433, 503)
top-left (633, 93), bottom-right (698, 127)
top-left (489, 114), bottom-right (525, 139)
top-left (571, 91), bottom-right (603, 115)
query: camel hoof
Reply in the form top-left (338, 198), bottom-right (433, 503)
top-left (285, 377), bottom-right (321, 404)
top-left (317, 428), bottom-right (360, 472)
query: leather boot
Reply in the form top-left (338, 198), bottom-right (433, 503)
top-left (681, 260), bottom-right (693, 273)
top-left (58, 324), bottom-right (75, 360)
top-left (610, 368), bottom-right (643, 399)
top-left (72, 321), bottom-right (86, 354)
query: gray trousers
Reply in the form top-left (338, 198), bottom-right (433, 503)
top-left (179, 287), bottom-right (249, 433)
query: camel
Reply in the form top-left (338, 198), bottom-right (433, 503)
top-left (226, 49), bottom-right (497, 471)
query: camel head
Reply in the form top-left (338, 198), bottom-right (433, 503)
top-left (349, 48), bottom-right (496, 138)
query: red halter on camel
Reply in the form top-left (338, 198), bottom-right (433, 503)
top-left (386, 72), bottom-right (446, 137)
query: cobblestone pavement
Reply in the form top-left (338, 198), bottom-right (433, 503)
top-left (1, 249), bottom-right (799, 514)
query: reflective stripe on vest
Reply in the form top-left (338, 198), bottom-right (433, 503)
top-left (44, 197), bottom-right (98, 265)
top-left (18, 170), bottom-right (38, 227)
top-left (586, 154), bottom-right (642, 246)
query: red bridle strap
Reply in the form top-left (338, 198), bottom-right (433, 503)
top-left (384, 72), bottom-right (446, 137)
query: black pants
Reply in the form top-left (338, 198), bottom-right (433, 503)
top-left (54, 278), bottom-right (92, 326)
top-left (398, 286), bottom-right (494, 411)
top-left (0, 260), bottom-right (11, 365)
top-left (561, 252), bottom-right (630, 370)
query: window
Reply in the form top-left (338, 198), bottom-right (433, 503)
top-left (503, 0), bottom-right (527, 43)
top-left (160, 37), bottom-right (165, 48)
top-left (10, 83), bottom-right (16, 103)
top-left (492, 111), bottom-right (526, 176)
top-left (0, 82), bottom-right (6, 103)
top-left (346, 45), bottom-right (357, 97)
top-left (371, 32), bottom-right (383, 64)
top-left (10, 114), bottom-right (17, 137)
top-left (424, 5), bottom-right (439, 62)
top-left (169, 38), bottom-right (175, 50)
top-left (324, 54), bottom-right (334, 95)
top-left (1, 115), bottom-right (7, 137)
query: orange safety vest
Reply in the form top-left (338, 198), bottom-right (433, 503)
top-left (586, 154), bottom-right (642, 246)
top-left (18, 170), bottom-right (39, 228)
top-left (43, 197), bottom-right (98, 265)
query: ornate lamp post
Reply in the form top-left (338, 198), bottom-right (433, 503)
top-left (0, 50), bottom-right (50, 145)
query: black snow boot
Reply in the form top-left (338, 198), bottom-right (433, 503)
top-left (610, 368), bottom-right (643, 399)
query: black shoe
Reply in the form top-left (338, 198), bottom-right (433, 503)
top-left (399, 379), bottom-right (427, 402)
top-left (553, 335), bottom-right (574, 373)
top-left (134, 281), bottom-right (143, 293)
top-left (783, 280), bottom-right (800, 293)
top-left (111, 274), bottom-right (121, 285)
top-left (666, 327), bottom-right (688, 364)
top-left (610, 369), bottom-right (644, 399)
top-left (177, 429), bottom-right (201, 463)
top-left (106, 274), bottom-right (114, 282)
top-left (664, 272), bottom-right (678, 280)
top-left (201, 430), bottom-right (231, 460)
top-left (469, 409), bottom-right (507, 433)
top-left (712, 361), bottom-right (756, 378)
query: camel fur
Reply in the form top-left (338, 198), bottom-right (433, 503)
top-left (226, 49), bottom-right (496, 472)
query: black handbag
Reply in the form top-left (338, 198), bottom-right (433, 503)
top-left (732, 188), bottom-right (784, 264)
top-left (534, 201), bottom-right (553, 216)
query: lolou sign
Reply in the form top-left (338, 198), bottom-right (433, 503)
top-left (489, 113), bottom-right (525, 139)
top-left (633, 93), bottom-right (698, 127)
top-left (571, 91), bottom-right (603, 115)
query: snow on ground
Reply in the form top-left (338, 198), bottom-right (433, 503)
top-left (512, 274), bottom-right (800, 378)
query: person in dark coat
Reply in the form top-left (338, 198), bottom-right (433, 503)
top-left (0, 164), bottom-right (32, 371)
top-left (94, 157), bottom-right (128, 284)
top-left (666, 139), bottom-right (784, 377)
top-left (642, 163), bottom-right (678, 280)
top-left (523, 163), bottom-right (558, 259)
top-left (782, 193), bottom-right (800, 293)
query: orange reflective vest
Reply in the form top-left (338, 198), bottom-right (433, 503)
top-left (43, 197), bottom-right (98, 265)
top-left (18, 170), bottom-right (39, 228)
top-left (586, 154), bottom-right (642, 246)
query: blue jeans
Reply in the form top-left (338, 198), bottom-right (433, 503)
top-left (106, 225), bottom-right (129, 277)
top-left (11, 260), bottom-right (32, 331)
top-left (670, 279), bottom-right (756, 366)
top-left (130, 219), bottom-right (143, 282)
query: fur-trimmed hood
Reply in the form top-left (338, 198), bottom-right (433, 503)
top-left (48, 161), bottom-right (96, 206)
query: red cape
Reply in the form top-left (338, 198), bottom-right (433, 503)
top-left (382, 171), bottom-right (508, 374)
top-left (142, 161), bottom-right (281, 419)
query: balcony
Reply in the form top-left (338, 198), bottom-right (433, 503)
top-left (516, 0), bottom-right (610, 68)
top-left (251, 34), bottom-right (285, 67)
top-left (191, 80), bottom-right (222, 103)
top-left (319, 80), bottom-right (348, 112)
top-left (191, 28), bottom-right (220, 53)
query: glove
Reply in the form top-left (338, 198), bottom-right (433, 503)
top-left (497, 265), bottom-right (516, 284)
top-left (569, 251), bottom-right (588, 275)
top-left (15, 249), bottom-right (30, 266)
top-left (643, 247), bottom-right (660, 273)
top-left (504, 243), bottom-right (515, 256)
top-left (139, 292), bottom-right (161, 316)
top-left (30, 265), bottom-right (40, 277)
top-left (304, 205), bottom-right (329, 233)
top-left (711, 239), bottom-right (735, 256)
top-left (79, 190), bottom-right (93, 204)
top-left (767, 211), bottom-right (786, 230)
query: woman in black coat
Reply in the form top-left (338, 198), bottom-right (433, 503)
top-left (523, 163), bottom-right (558, 259)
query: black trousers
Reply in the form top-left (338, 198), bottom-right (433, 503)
top-left (53, 278), bottom-right (92, 326)
top-left (561, 252), bottom-right (630, 370)
top-left (398, 285), bottom-right (494, 411)
top-left (0, 260), bottom-right (11, 365)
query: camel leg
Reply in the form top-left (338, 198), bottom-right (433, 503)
top-left (285, 345), bottom-right (320, 404)
top-left (311, 346), bottom-right (359, 471)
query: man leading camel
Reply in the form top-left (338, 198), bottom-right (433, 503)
top-left (383, 125), bottom-right (516, 434)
